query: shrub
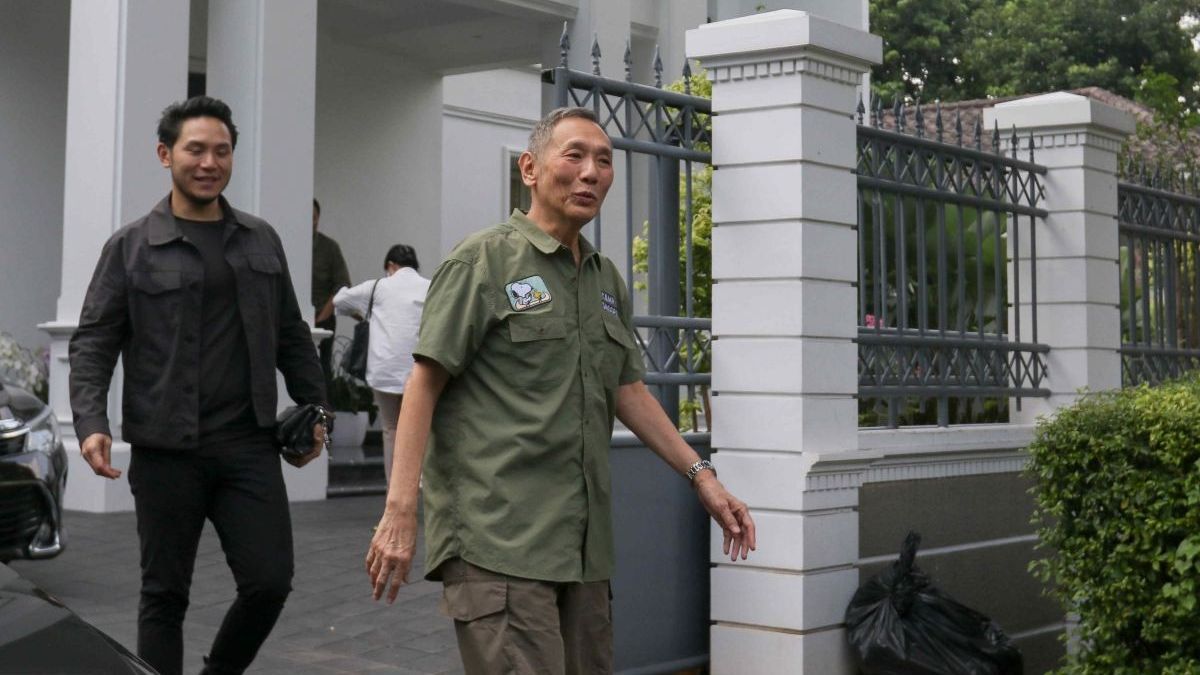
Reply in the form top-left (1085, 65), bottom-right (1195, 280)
top-left (1028, 376), bottom-right (1200, 673)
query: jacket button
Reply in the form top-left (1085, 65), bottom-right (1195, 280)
top-left (183, 384), bottom-right (195, 394)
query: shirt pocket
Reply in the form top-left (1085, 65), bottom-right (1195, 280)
top-left (129, 267), bottom-right (184, 319)
top-left (244, 253), bottom-right (282, 311)
top-left (600, 314), bottom-right (638, 389)
top-left (131, 267), bottom-right (183, 295)
top-left (246, 253), bottom-right (282, 275)
top-left (128, 267), bottom-right (184, 371)
top-left (504, 313), bottom-right (568, 391)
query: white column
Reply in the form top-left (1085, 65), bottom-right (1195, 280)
top-left (207, 0), bottom-right (317, 314)
top-left (986, 94), bottom-right (1134, 422)
top-left (42, 0), bottom-right (189, 513)
top-left (688, 11), bottom-right (880, 673)
top-left (207, 0), bottom-right (325, 500)
top-left (656, 0), bottom-right (707, 82)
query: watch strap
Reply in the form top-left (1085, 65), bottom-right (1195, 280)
top-left (686, 459), bottom-right (716, 482)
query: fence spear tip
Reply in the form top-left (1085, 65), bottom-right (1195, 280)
top-left (653, 45), bottom-right (663, 87)
top-left (623, 39), bottom-right (632, 81)
top-left (558, 22), bottom-right (570, 67)
top-left (591, 33), bottom-right (602, 75)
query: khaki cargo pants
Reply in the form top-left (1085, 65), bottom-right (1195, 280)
top-left (438, 558), bottom-right (612, 674)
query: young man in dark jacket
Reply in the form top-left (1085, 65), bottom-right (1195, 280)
top-left (69, 96), bottom-right (327, 675)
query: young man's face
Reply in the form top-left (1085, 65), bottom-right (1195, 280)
top-left (523, 117), bottom-right (614, 227)
top-left (157, 116), bottom-right (233, 209)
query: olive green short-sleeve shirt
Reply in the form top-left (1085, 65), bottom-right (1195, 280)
top-left (414, 210), bottom-right (645, 583)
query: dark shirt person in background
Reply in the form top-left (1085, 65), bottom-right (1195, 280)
top-left (311, 198), bottom-right (351, 390)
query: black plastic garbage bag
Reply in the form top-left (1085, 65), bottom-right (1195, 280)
top-left (844, 532), bottom-right (1023, 675)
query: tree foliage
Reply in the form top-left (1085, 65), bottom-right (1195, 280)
top-left (871, 0), bottom-right (1200, 119)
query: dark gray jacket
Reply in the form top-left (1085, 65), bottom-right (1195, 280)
top-left (69, 195), bottom-right (326, 450)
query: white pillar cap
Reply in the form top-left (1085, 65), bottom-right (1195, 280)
top-left (686, 9), bottom-right (881, 68)
top-left (985, 92), bottom-right (1136, 136)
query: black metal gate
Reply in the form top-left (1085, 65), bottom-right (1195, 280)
top-left (544, 26), bottom-right (712, 430)
top-left (542, 25), bottom-right (714, 674)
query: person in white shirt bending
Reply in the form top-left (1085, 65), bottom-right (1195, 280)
top-left (333, 244), bottom-right (429, 480)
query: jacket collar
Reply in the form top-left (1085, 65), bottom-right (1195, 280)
top-left (147, 194), bottom-right (259, 246)
top-left (508, 209), bottom-right (598, 263)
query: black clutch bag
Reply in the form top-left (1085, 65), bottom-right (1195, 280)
top-left (274, 404), bottom-right (335, 460)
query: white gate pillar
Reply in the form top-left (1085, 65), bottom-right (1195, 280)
top-left (688, 11), bottom-right (880, 673)
top-left (207, 0), bottom-right (325, 500)
top-left (42, 0), bottom-right (189, 513)
top-left (986, 94), bottom-right (1135, 422)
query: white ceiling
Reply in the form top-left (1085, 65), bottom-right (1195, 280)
top-left (190, 0), bottom-right (581, 75)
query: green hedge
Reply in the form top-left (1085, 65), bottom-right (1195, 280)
top-left (1028, 376), bottom-right (1200, 674)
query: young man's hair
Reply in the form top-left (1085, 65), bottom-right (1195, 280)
top-left (157, 96), bottom-right (239, 149)
top-left (526, 107), bottom-right (601, 159)
top-left (384, 244), bottom-right (419, 272)
top-left (313, 198), bottom-right (321, 215)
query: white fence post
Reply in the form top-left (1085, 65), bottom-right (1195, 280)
top-left (688, 11), bottom-right (880, 673)
top-left (986, 94), bottom-right (1135, 422)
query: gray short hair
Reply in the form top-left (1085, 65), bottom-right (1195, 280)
top-left (527, 107), bottom-right (601, 159)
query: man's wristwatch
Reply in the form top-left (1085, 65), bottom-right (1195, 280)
top-left (686, 459), bottom-right (716, 483)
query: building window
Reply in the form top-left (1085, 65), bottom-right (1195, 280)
top-left (508, 151), bottom-right (532, 215)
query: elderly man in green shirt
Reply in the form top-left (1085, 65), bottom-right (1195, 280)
top-left (366, 107), bottom-right (756, 674)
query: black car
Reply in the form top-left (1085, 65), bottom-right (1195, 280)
top-left (0, 561), bottom-right (157, 673)
top-left (0, 382), bottom-right (66, 561)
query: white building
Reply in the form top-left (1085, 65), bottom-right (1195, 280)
top-left (2, 3), bottom-right (915, 673)
top-left (3, 0), bottom-right (716, 504)
top-left (0, 0), bottom-right (867, 498)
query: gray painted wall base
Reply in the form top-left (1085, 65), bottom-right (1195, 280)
top-left (611, 433), bottom-right (711, 673)
top-left (859, 472), bottom-right (1065, 674)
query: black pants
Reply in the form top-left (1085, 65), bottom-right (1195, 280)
top-left (128, 437), bottom-right (293, 675)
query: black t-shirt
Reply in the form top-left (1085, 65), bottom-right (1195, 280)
top-left (177, 217), bottom-right (260, 445)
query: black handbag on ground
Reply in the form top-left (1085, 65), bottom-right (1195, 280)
top-left (339, 279), bottom-right (380, 381)
top-left (273, 404), bottom-right (335, 460)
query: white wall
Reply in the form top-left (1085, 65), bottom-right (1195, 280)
top-left (441, 69), bottom-right (541, 256)
top-left (0, 0), bottom-right (69, 351)
top-left (313, 31), bottom-right (443, 322)
top-left (709, 0), bottom-right (868, 28)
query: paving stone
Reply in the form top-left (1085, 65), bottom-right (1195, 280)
top-left (8, 496), bottom-right (461, 674)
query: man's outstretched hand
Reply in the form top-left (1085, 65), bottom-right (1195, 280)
top-left (694, 473), bottom-right (756, 561)
top-left (366, 510), bottom-right (418, 604)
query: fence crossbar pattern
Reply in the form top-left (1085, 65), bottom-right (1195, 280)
top-left (544, 25), bottom-right (712, 427)
top-left (1118, 170), bottom-right (1200, 386)
top-left (856, 100), bottom-right (1050, 427)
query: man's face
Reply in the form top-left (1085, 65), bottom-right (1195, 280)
top-left (523, 117), bottom-right (614, 227)
top-left (157, 116), bottom-right (233, 209)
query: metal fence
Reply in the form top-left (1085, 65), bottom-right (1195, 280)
top-left (1118, 164), bottom-right (1200, 385)
top-left (544, 26), bottom-right (713, 429)
top-left (856, 99), bottom-right (1051, 427)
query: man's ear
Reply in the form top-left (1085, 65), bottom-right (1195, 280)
top-left (156, 142), bottom-right (171, 168)
top-left (517, 151), bottom-right (536, 188)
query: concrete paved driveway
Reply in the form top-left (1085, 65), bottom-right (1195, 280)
top-left (10, 496), bottom-right (463, 675)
